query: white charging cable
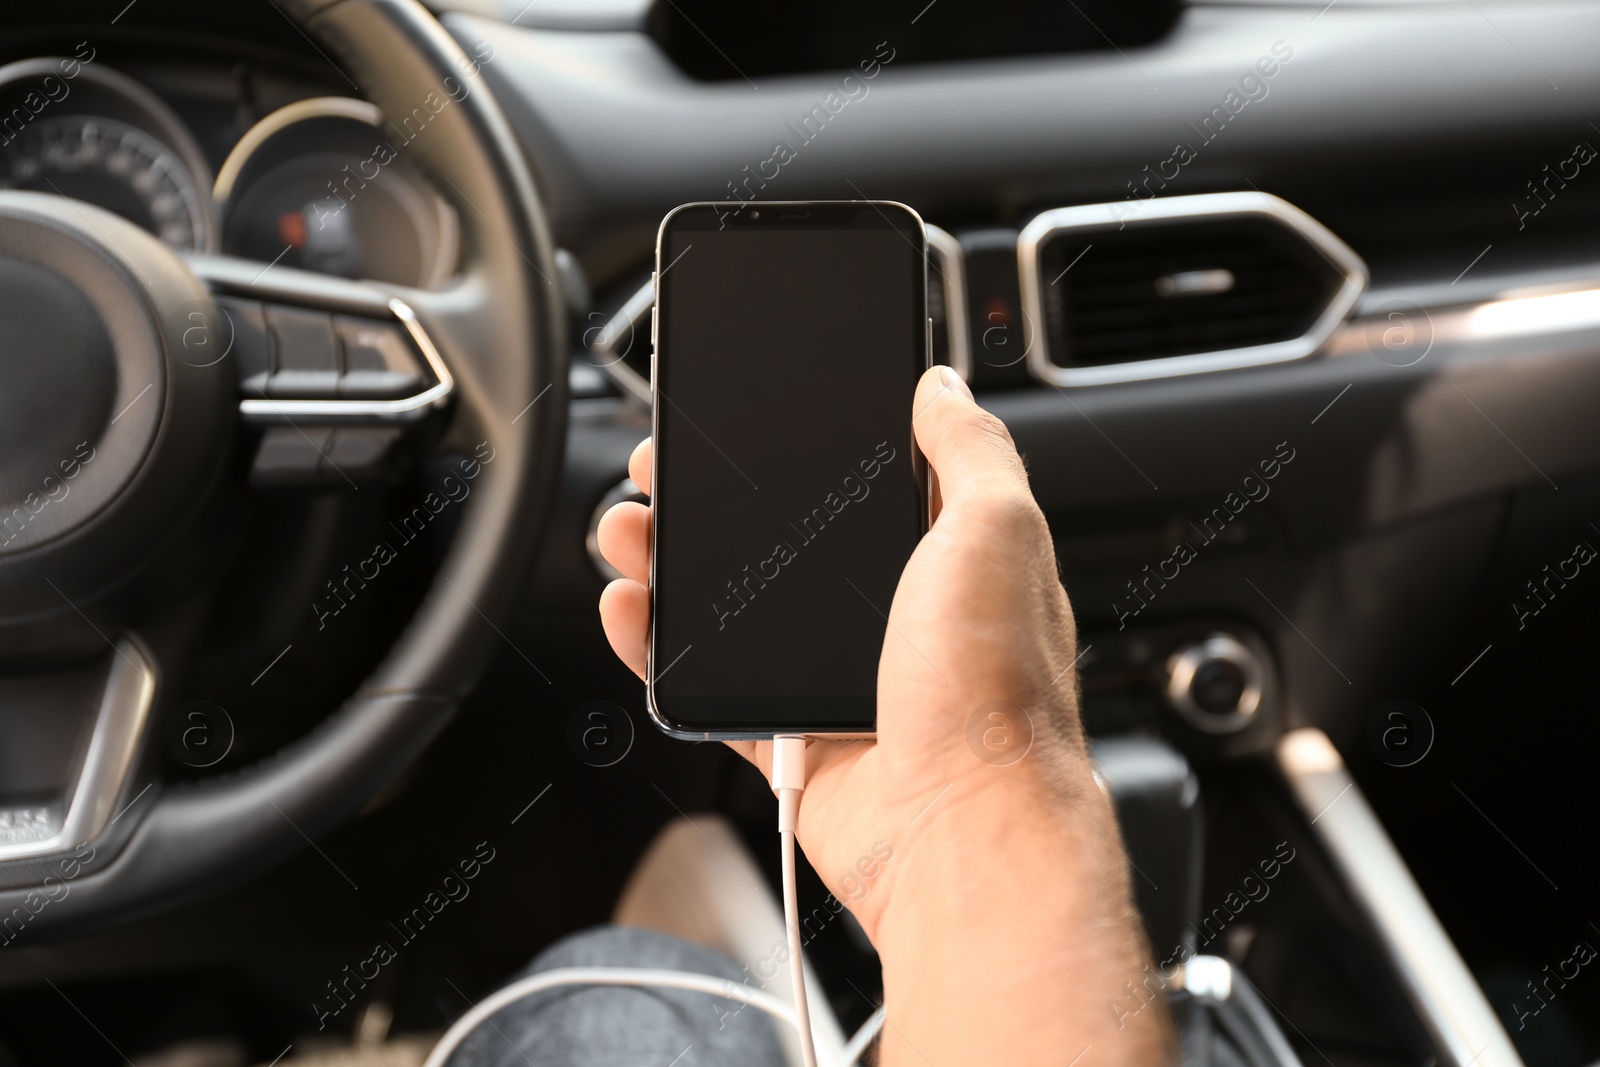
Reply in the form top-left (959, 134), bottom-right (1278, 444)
top-left (770, 735), bottom-right (819, 1067)
top-left (422, 736), bottom-right (883, 1067)
top-left (773, 739), bottom-right (888, 1064)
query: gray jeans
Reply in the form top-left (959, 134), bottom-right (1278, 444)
top-left (444, 926), bottom-right (787, 1067)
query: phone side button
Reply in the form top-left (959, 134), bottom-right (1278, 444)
top-left (651, 306), bottom-right (658, 348)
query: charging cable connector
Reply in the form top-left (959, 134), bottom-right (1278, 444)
top-left (772, 735), bottom-right (807, 833)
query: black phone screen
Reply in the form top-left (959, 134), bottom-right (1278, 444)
top-left (649, 202), bottom-right (927, 734)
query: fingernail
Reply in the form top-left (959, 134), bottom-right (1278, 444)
top-left (938, 365), bottom-right (973, 401)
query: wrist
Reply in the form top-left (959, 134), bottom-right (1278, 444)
top-left (875, 761), bottom-right (1123, 952)
top-left (870, 762), bottom-right (1175, 1065)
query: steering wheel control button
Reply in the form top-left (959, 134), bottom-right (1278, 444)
top-left (216, 298), bottom-right (273, 394)
top-left (249, 426), bottom-right (402, 487)
top-left (335, 315), bottom-right (427, 398)
top-left (324, 428), bottom-right (403, 479)
top-left (264, 305), bottom-right (341, 397)
top-left (1164, 634), bottom-right (1265, 734)
top-left (251, 426), bottom-right (333, 486)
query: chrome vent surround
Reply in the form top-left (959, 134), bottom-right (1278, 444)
top-left (925, 223), bottom-right (970, 380)
top-left (1019, 192), bottom-right (1367, 387)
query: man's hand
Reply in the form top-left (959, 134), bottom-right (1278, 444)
top-left (598, 365), bottom-right (1173, 1065)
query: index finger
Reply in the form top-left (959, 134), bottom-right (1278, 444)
top-left (628, 437), bottom-right (652, 496)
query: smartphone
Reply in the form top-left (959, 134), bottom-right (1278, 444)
top-left (647, 200), bottom-right (930, 738)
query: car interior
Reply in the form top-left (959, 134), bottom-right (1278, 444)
top-left (2, 0), bottom-right (1599, 1064)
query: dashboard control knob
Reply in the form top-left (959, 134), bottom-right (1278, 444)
top-left (1163, 634), bottom-right (1264, 733)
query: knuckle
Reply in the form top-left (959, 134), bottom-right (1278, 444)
top-left (937, 407), bottom-right (1023, 471)
top-left (976, 489), bottom-right (1046, 537)
top-left (959, 407), bottom-right (1017, 453)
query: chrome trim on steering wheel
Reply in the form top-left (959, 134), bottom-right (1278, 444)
top-left (236, 297), bottom-right (455, 422)
top-left (0, 641), bottom-right (155, 863)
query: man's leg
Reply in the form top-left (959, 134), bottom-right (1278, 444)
top-left (443, 925), bottom-right (787, 1067)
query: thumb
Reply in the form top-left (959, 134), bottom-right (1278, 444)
top-left (912, 366), bottom-right (1031, 512)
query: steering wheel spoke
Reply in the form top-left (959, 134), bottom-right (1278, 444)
top-left (0, 640), bottom-right (156, 873)
top-left (186, 252), bottom-right (456, 422)
top-left (186, 252), bottom-right (458, 488)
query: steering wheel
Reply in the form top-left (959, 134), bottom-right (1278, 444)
top-left (0, 0), bottom-right (564, 932)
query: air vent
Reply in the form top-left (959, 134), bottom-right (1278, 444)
top-left (1019, 192), bottom-right (1366, 387)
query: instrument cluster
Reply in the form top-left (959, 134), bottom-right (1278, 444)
top-left (0, 53), bottom-right (458, 287)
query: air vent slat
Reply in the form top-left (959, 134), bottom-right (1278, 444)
top-left (1069, 287), bottom-right (1315, 323)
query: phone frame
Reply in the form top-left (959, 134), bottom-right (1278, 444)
top-left (645, 200), bottom-right (933, 740)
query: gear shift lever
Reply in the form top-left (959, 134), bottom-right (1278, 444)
top-left (1092, 735), bottom-right (1204, 965)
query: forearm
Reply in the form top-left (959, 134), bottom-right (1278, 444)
top-left (872, 779), bottom-right (1175, 1066)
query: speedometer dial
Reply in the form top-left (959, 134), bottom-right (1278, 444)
top-left (0, 57), bottom-right (217, 253)
top-left (0, 116), bottom-right (210, 252)
top-left (216, 98), bottom-right (459, 288)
